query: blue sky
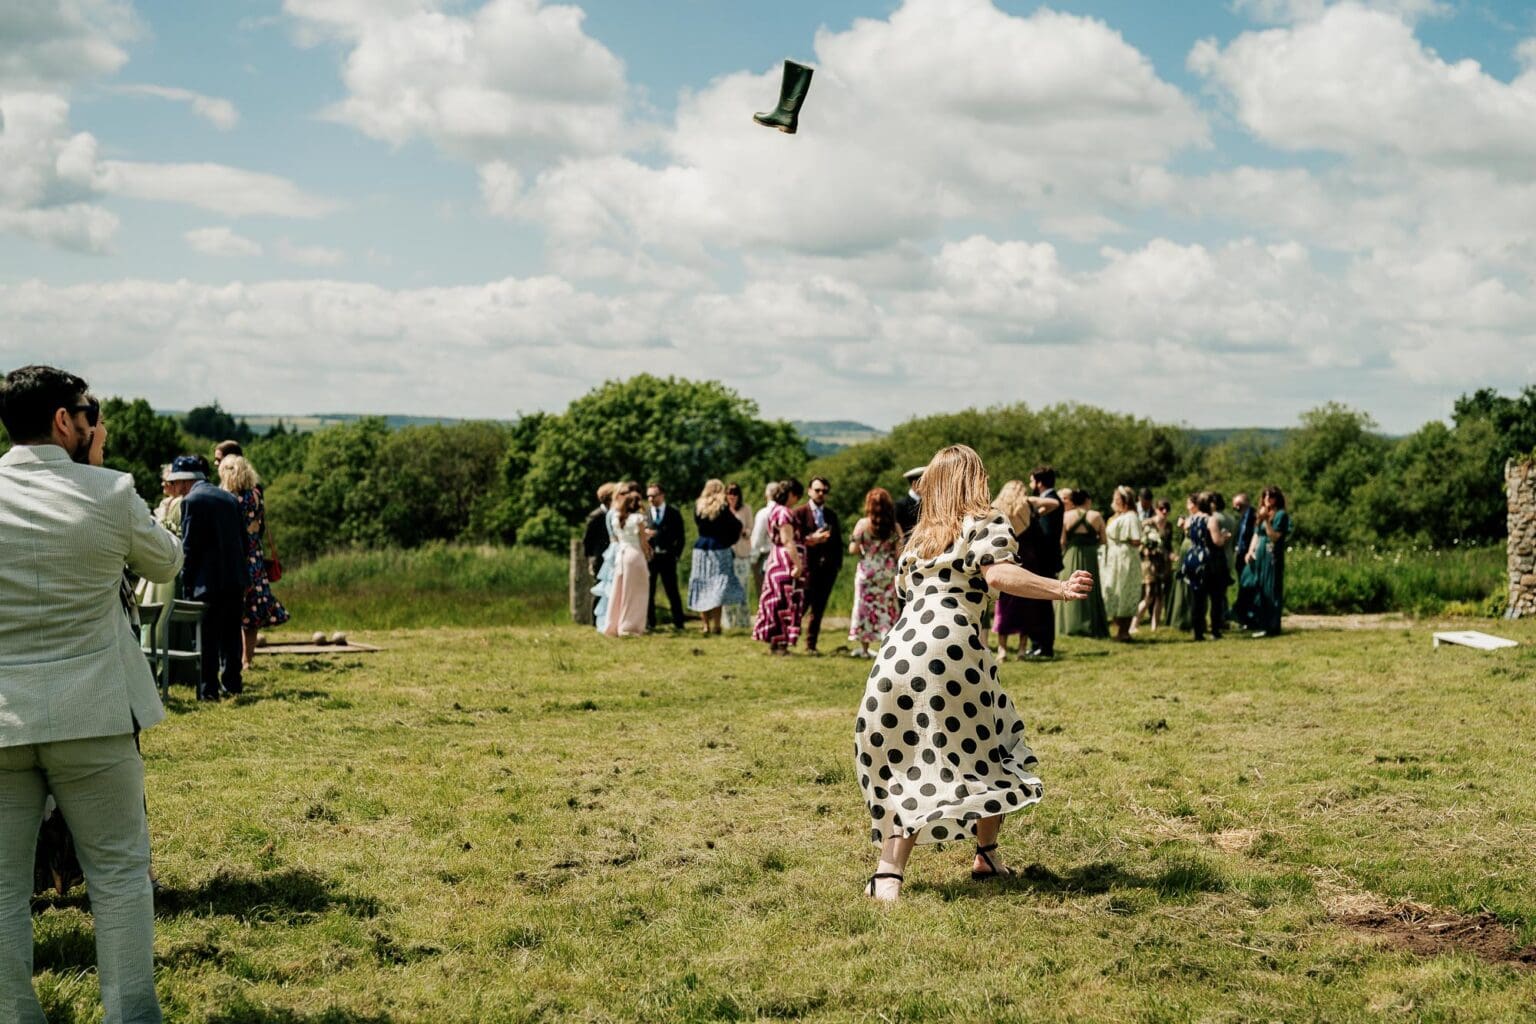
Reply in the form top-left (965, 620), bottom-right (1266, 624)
top-left (3, 0), bottom-right (1536, 430)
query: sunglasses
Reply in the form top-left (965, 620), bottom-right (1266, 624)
top-left (69, 398), bottom-right (101, 427)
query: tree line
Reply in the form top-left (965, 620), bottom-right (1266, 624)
top-left (3, 377), bottom-right (1532, 559)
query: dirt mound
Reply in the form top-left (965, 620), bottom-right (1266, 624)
top-left (1338, 900), bottom-right (1536, 967)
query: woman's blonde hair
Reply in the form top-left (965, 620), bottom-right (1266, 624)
top-left (993, 479), bottom-right (1033, 531)
top-left (1113, 485), bottom-right (1137, 514)
top-left (217, 454), bottom-right (260, 494)
top-left (695, 478), bottom-right (728, 519)
top-left (909, 445), bottom-right (993, 558)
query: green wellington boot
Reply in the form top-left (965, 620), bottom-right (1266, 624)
top-left (753, 59), bottom-right (814, 134)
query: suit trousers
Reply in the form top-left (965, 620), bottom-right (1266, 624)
top-left (647, 556), bottom-right (685, 630)
top-left (199, 589), bottom-right (244, 696)
top-left (0, 734), bottom-right (160, 1024)
top-left (802, 566), bottom-right (838, 651)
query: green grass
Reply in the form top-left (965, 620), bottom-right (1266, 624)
top-left (31, 619), bottom-right (1536, 1021)
top-left (276, 542), bottom-right (1509, 635)
top-left (1287, 544), bottom-right (1506, 616)
top-left (275, 544), bottom-right (569, 631)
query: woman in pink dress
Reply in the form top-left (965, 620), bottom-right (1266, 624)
top-left (847, 487), bottom-right (904, 657)
top-left (752, 479), bottom-right (806, 654)
top-left (603, 489), bottom-right (652, 638)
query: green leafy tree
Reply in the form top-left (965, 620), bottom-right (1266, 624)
top-left (364, 422), bottom-right (511, 547)
top-left (263, 418), bottom-right (390, 559)
top-left (182, 401), bottom-right (253, 444)
top-left (99, 397), bottom-right (186, 501)
top-left (471, 412), bottom-right (552, 543)
top-left (1453, 386), bottom-right (1536, 462)
top-left (520, 376), bottom-right (798, 537)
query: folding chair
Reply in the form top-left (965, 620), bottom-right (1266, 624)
top-left (138, 602), bottom-right (165, 696)
top-left (152, 599), bottom-right (206, 699)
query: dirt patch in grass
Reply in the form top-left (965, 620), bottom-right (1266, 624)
top-left (1321, 881), bottom-right (1536, 967)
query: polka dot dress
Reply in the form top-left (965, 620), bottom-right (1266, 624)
top-left (854, 511), bottom-right (1043, 846)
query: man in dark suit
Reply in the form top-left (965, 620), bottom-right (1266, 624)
top-left (645, 481), bottom-right (687, 631)
top-left (796, 476), bottom-right (843, 654)
top-left (1229, 492), bottom-right (1257, 627)
top-left (582, 483), bottom-right (616, 617)
top-left (1027, 465), bottom-right (1063, 658)
top-left (895, 465), bottom-right (924, 535)
top-left (174, 455), bottom-right (247, 699)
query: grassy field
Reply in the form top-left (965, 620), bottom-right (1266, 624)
top-left (31, 615), bottom-right (1536, 1022)
top-left (276, 541), bottom-right (1508, 635)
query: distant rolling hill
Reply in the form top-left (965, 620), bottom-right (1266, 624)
top-left (791, 420), bottom-right (886, 456)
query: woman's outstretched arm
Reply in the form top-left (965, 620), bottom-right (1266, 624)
top-left (983, 564), bottom-right (1094, 601)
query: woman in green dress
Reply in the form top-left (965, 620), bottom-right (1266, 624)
top-left (1100, 486), bottom-right (1143, 641)
top-left (1057, 489), bottom-right (1109, 639)
top-left (1240, 485), bottom-right (1291, 636)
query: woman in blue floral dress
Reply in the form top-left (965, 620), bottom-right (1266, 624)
top-left (219, 455), bottom-right (288, 669)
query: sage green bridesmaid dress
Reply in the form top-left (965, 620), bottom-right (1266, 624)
top-left (1056, 512), bottom-right (1109, 638)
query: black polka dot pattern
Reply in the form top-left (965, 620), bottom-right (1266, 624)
top-left (854, 511), bottom-right (1042, 845)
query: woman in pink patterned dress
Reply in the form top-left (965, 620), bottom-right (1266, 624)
top-left (847, 487), bottom-right (904, 658)
top-left (752, 479), bottom-right (806, 655)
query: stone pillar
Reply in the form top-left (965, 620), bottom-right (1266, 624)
top-left (1507, 458), bottom-right (1536, 619)
top-left (570, 538), bottom-right (595, 625)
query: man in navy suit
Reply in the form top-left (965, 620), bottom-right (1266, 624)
top-left (171, 455), bottom-right (246, 700)
top-left (645, 482), bottom-right (687, 631)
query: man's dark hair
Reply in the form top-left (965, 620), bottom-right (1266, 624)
top-left (1030, 465), bottom-right (1056, 488)
top-left (647, 482), bottom-right (664, 494)
top-left (215, 440), bottom-right (244, 459)
top-left (1139, 486), bottom-right (1154, 501)
top-left (0, 365), bottom-right (89, 444)
top-left (810, 476), bottom-right (830, 490)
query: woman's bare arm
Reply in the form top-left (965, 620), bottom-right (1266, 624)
top-left (983, 564), bottom-right (1094, 601)
top-left (779, 522), bottom-right (804, 575)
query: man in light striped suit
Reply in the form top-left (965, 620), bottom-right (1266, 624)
top-left (0, 365), bottom-right (182, 1024)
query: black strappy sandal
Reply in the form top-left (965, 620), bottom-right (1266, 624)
top-left (864, 871), bottom-right (904, 899)
top-left (971, 843), bottom-right (1016, 881)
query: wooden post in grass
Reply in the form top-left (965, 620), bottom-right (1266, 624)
top-left (1507, 458), bottom-right (1536, 619)
top-left (571, 538), bottom-right (595, 626)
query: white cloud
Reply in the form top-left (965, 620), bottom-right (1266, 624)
top-left (0, 0), bottom-right (136, 90)
top-left (284, 0), bottom-right (632, 160)
top-left (0, 92), bottom-right (117, 251)
top-left (115, 84), bottom-right (240, 130)
top-left (185, 226), bottom-right (263, 257)
top-left (504, 0), bottom-right (1206, 265)
top-left (1232, 0), bottom-right (1449, 25)
top-left (275, 238), bottom-right (345, 266)
top-left (5, 227), bottom-right (1532, 431)
top-left (1190, 4), bottom-right (1536, 173)
top-left (94, 161), bottom-right (335, 218)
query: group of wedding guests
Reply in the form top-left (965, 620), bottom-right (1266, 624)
top-left (1012, 480), bottom-right (1292, 649)
top-left (580, 464), bottom-right (1292, 654)
top-left (585, 479), bottom-right (757, 639)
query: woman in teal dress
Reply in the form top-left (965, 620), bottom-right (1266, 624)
top-left (1057, 489), bottom-right (1109, 639)
top-left (1240, 485), bottom-right (1290, 636)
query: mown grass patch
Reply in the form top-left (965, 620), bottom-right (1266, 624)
top-left (31, 619), bottom-right (1536, 1021)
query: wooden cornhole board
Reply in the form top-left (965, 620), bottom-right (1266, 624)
top-left (1431, 631), bottom-right (1518, 650)
top-left (257, 640), bottom-right (382, 656)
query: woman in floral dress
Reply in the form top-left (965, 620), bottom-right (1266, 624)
top-left (752, 479), bottom-right (806, 654)
top-left (855, 446), bottom-right (1093, 902)
top-left (218, 455), bottom-right (288, 670)
top-left (847, 487), bottom-right (904, 658)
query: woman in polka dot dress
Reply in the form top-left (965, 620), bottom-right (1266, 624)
top-left (856, 445), bottom-right (1093, 902)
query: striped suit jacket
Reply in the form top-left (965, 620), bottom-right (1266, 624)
top-left (0, 444), bottom-right (182, 746)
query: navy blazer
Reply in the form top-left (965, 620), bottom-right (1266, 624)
top-left (181, 481), bottom-right (246, 599)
